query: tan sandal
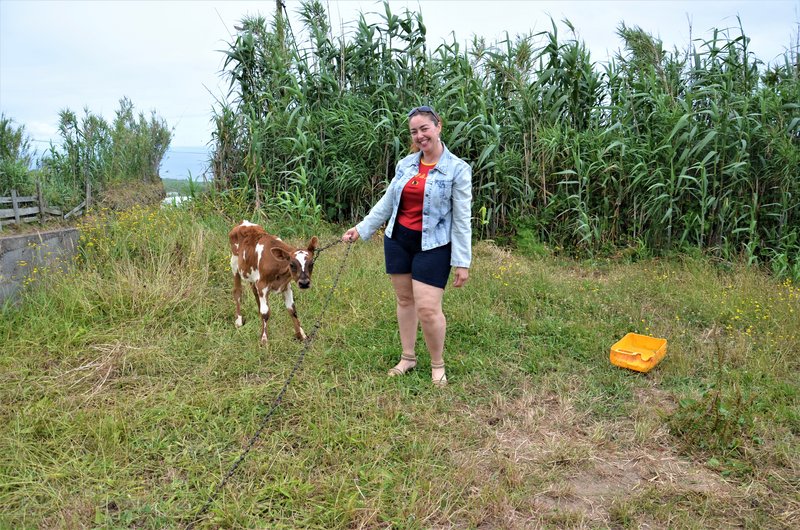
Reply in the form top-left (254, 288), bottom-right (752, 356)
top-left (431, 361), bottom-right (447, 386)
top-left (388, 353), bottom-right (417, 377)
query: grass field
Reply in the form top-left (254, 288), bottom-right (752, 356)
top-left (1, 203), bottom-right (798, 528)
top-left (161, 177), bottom-right (210, 196)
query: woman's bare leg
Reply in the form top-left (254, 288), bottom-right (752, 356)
top-left (389, 273), bottom-right (417, 374)
top-left (412, 280), bottom-right (447, 383)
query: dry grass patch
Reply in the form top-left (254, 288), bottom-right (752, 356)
top-left (446, 379), bottom-right (761, 528)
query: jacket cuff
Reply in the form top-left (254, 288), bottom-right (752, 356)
top-left (355, 221), bottom-right (373, 241)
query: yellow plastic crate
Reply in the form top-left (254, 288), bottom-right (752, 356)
top-left (610, 332), bottom-right (667, 373)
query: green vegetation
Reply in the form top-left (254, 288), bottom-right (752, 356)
top-left (1, 2), bottom-right (797, 527)
top-left (161, 176), bottom-right (211, 196)
top-left (212, 1), bottom-right (799, 279)
top-left (0, 98), bottom-right (171, 208)
top-left (1, 202), bottom-right (797, 528)
top-left (0, 114), bottom-right (36, 194)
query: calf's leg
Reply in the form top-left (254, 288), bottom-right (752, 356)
top-left (282, 286), bottom-right (307, 341)
top-left (257, 283), bottom-right (271, 345)
top-left (233, 271), bottom-right (244, 328)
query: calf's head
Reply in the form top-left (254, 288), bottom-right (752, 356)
top-left (271, 236), bottom-right (319, 289)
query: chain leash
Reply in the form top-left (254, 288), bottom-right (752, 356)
top-left (187, 239), bottom-right (352, 528)
top-left (314, 237), bottom-right (344, 255)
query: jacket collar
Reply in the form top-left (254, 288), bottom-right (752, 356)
top-left (413, 143), bottom-right (452, 175)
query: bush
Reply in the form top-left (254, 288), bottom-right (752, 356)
top-left (0, 114), bottom-right (36, 195)
top-left (38, 98), bottom-right (172, 193)
top-left (0, 158), bottom-right (35, 196)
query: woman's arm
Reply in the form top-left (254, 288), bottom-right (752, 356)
top-left (450, 161), bottom-right (472, 269)
top-left (353, 164), bottom-right (405, 240)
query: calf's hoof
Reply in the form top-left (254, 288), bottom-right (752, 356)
top-left (235, 316), bottom-right (244, 328)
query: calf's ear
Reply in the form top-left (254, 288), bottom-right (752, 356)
top-left (270, 247), bottom-right (292, 261)
top-left (307, 236), bottom-right (319, 252)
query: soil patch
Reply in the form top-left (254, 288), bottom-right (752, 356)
top-left (453, 382), bottom-right (740, 527)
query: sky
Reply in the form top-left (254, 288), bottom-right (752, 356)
top-left (1, 0), bottom-right (798, 152)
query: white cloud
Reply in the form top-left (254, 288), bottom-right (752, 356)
top-left (27, 121), bottom-right (59, 143)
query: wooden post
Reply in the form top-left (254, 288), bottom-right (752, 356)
top-left (37, 181), bottom-right (46, 222)
top-left (11, 189), bottom-right (21, 226)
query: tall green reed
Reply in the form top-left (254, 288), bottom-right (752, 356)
top-left (211, 1), bottom-right (800, 278)
top-left (3, 98), bottom-right (172, 208)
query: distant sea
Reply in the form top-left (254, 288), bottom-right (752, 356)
top-left (159, 146), bottom-right (212, 181)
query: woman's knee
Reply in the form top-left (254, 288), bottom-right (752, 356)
top-left (396, 292), bottom-right (415, 308)
top-left (391, 274), bottom-right (415, 307)
top-left (416, 303), bottom-right (443, 322)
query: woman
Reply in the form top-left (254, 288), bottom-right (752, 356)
top-left (342, 105), bottom-right (472, 386)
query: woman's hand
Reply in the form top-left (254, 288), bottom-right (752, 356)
top-left (453, 267), bottom-right (469, 288)
top-left (342, 228), bottom-right (360, 242)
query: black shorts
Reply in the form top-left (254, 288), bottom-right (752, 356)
top-left (384, 222), bottom-right (451, 289)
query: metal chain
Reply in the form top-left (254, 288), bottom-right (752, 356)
top-left (207, 238), bottom-right (345, 456)
top-left (313, 237), bottom-right (343, 258)
top-left (187, 240), bottom-right (353, 528)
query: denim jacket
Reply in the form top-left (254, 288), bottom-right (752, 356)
top-left (356, 144), bottom-right (472, 268)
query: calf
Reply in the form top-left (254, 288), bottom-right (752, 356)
top-left (229, 220), bottom-right (318, 345)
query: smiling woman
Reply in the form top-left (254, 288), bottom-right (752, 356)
top-left (342, 104), bottom-right (473, 386)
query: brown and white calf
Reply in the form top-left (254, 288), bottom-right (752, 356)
top-left (229, 220), bottom-right (318, 345)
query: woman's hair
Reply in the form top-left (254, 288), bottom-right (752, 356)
top-left (408, 106), bottom-right (440, 125)
top-left (407, 106), bottom-right (442, 153)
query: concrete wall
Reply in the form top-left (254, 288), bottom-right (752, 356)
top-left (0, 228), bottom-right (79, 306)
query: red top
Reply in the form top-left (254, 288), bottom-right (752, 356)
top-left (397, 161), bottom-right (435, 231)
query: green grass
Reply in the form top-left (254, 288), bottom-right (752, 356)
top-left (1, 205), bottom-right (798, 528)
top-left (161, 177), bottom-right (210, 196)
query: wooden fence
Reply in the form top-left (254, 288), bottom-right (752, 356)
top-left (0, 181), bottom-right (92, 232)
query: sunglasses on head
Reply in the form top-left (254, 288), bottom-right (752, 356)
top-left (408, 106), bottom-right (440, 121)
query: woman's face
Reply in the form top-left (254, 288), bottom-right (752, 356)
top-left (409, 113), bottom-right (441, 154)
